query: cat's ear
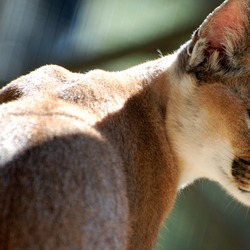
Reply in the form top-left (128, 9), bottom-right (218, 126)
top-left (186, 0), bottom-right (250, 78)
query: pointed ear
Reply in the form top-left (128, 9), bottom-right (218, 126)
top-left (186, 0), bottom-right (250, 79)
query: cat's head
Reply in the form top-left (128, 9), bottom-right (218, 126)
top-left (169, 0), bottom-right (250, 205)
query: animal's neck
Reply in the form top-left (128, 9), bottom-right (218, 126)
top-left (95, 55), bottom-right (180, 249)
top-left (166, 73), bottom-right (237, 190)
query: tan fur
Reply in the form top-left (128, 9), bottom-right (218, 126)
top-left (0, 0), bottom-right (250, 249)
top-left (0, 59), bottom-right (179, 249)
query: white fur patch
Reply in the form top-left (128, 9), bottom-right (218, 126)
top-left (178, 138), bottom-right (250, 207)
top-left (177, 139), bottom-right (234, 188)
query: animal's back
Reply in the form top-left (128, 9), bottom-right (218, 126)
top-left (2, 0), bottom-right (250, 248)
top-left (0, 97), bottom-right (129, 249)
top-left (0, 61), bottom-right (178, 249)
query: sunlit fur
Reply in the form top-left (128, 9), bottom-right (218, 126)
top-left (0, 0), bottom-right (250, 249)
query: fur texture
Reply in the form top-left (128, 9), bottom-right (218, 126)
top-left (0, 0), bottom-right (250, 249)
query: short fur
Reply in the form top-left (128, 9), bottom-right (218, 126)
top-left (0, 0), bottom-right (250, 249)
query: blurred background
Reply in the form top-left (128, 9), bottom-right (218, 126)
top-left (1, 0), bottom-right (250, 249)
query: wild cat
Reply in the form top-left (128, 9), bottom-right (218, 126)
top-left (0, 0), bottom-right (249, 249)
